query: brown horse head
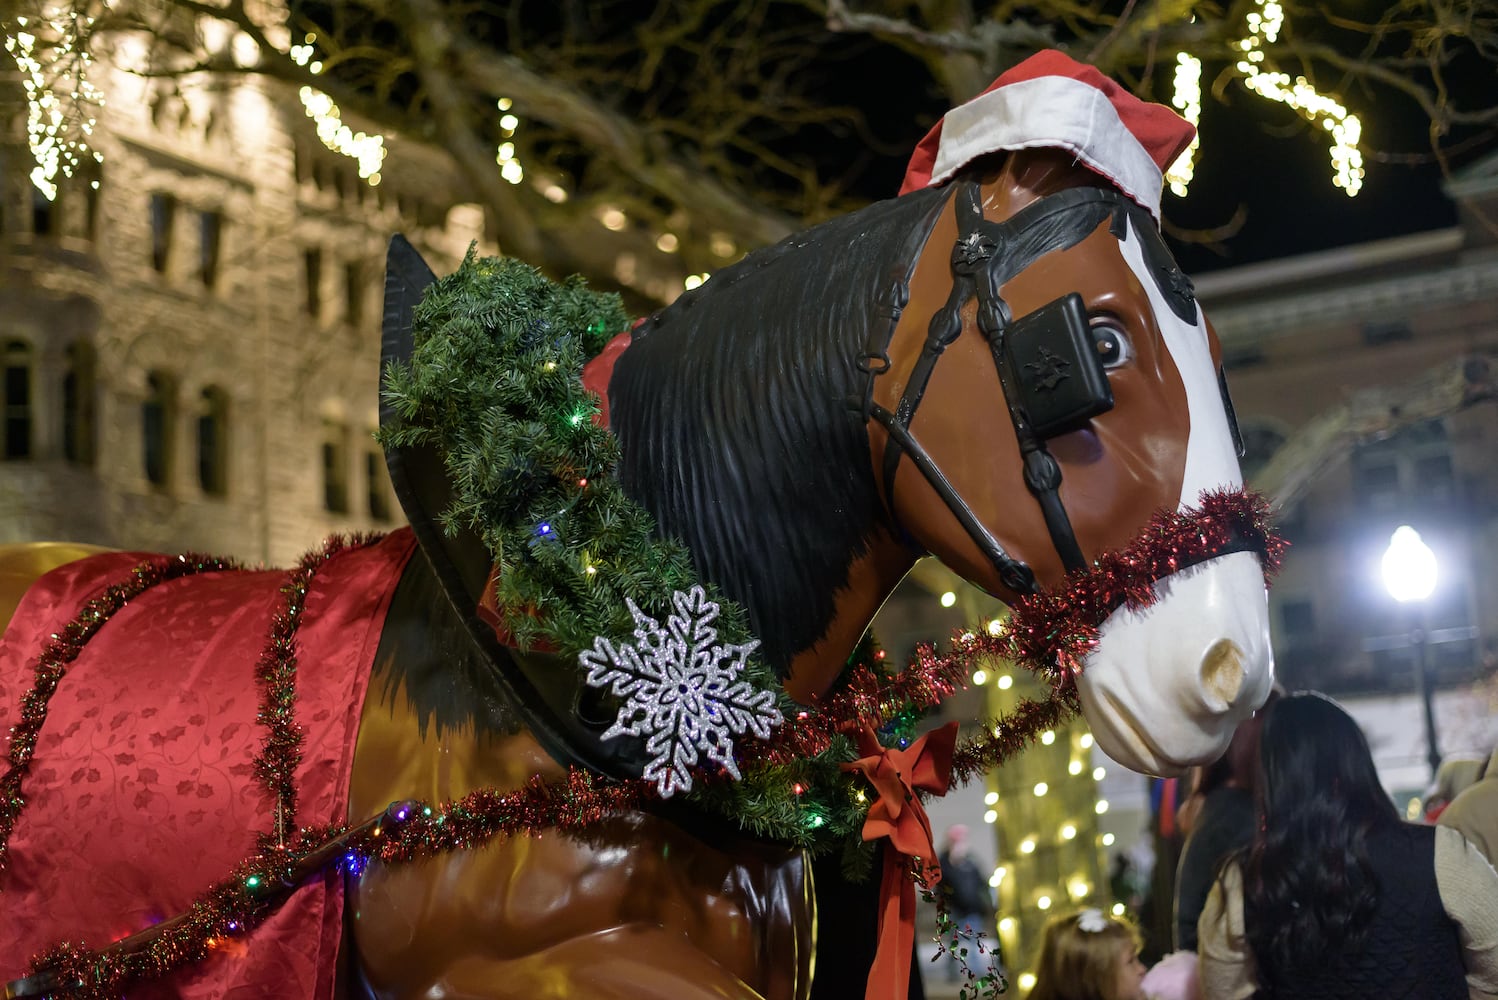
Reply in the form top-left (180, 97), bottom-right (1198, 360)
top-left (871, 148), bottom-right (1272, 774)
top-left (610, 145), bottom-right (1271, 777)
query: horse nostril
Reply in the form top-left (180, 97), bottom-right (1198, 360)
top-left (1200, 638), bottom-right (1244, 708)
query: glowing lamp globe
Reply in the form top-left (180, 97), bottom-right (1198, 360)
top-left (1381, 526), bottom-right (1437, 604)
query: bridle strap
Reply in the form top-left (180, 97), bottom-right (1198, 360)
top-left (862, 182), bottom-right (1139, 591)
top-left (961, 184), bottom-right (1095, 576)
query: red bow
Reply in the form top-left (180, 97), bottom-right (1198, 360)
top-left (842, 722), bottom-right (958, 1000)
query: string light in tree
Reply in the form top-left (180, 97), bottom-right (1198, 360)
top-left (5, 6), bottom-right (106, 200)
top-left (291, 35), bottom-right (386, 185)
top-left (1168, 0), bottom-right (1363, 197)
top-left (1237, 0), bottom-right (1364, 195)
top-left (495, 97), bottom-right (523, 185)
top-left (1164, 53), bottom-right (1201, 197)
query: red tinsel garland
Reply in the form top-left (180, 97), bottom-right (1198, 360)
top-left (11, 489), bottom-right (1284, 997)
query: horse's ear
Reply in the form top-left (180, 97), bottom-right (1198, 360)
top-left (378, 235), bottom-right (490, 599)
top-left (381, 234), bottom-right (438, 396)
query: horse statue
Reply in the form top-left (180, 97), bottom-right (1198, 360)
top-left (0, 52), bottom-right (1278, 1000)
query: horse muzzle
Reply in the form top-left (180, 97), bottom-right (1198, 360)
top-left (1075, 550), bottom-right (1274, 776)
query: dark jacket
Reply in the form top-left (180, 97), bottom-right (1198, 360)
top-left (1174, 785), bottom-right (1254, 950)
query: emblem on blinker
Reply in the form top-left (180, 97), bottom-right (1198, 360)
top-left (1165, 267), bottom-right (1195, 306)
top-left (955, 231), bottom-right (996, 267)
top-left (1025, 348), bottom-right (1071, 391)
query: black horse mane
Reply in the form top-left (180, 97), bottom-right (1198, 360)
top-left (608, 184), bottom-right (950, 677)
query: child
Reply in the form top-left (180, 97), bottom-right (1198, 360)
top-left (1027, 908), bottom-right (1149, 1000)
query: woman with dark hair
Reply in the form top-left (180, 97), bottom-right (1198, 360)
top-left (1197, 692), bottom-right (1498, 998)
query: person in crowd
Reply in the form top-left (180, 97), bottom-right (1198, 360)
top-left (1172, 689), bottom-right (1278, 951)
top-left (937, 824), bottom-right (997, 982)
top-left (1198, 692), bottom-right (1498, 999)
top-left (1439, 746), bottom-right (1498, 864)
top-left (1108, 852), bottom-right (1144, 914)
top-left (1138, 950), bottom-right (1198, 1000)
top-left (1027, 907), bottom-right (1149, 1000)
top-left (1425, 754), bottom-right (1487, 822)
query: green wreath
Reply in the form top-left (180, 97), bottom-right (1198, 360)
top-left (378, 248), bottom-right (904, 857)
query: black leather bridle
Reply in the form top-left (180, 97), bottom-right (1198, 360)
top-left (855, 181), bottom-right (1241, 595)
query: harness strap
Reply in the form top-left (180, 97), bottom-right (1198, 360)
top-left (859, 181), bottom-right (1152, 590)
top-left (961, 184), bottom-right (1091, 575)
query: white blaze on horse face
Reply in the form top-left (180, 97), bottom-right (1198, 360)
top-left (1075, 220), bottom-right (1274, 777)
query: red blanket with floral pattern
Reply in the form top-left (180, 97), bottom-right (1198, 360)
top-left (0, 530), bottom-right (417, 998)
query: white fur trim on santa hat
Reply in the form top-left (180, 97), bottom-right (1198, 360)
top-left (929, 75), bottom-right (1166, 221)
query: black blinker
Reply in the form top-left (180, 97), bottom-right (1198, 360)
top-left (1006, 293), bottom-right (1115, 439)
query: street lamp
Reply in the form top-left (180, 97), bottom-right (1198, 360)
top-left (1380, 526), bottom-right (1441, 777)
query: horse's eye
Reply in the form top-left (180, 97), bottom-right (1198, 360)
top-left (1091, 322), bottom-right (1131, 368)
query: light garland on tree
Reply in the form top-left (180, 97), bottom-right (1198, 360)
top-left (1236, 0), bottom-right (1363, 195)
top-left (4, 4), bottom-right (106, 201)
top-left (291, 34), bottom-right (386, 185)
top-left (1169, 0), bottom-right (1364, 198)
top-left (1164, 52), bottom-right (1201, 197)
top-left (496, 96), bottom-right (524, 185)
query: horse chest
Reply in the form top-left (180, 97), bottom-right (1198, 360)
top-left (347, 696), bottom-right (814, 999)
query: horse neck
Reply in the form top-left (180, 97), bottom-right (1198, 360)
top-left (781, 528), bottom-right (916, 704)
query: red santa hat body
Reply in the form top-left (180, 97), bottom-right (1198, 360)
top-left (898, 49), bottom-right (1195, 223)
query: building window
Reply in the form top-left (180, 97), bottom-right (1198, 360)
top-left (1238, 421), bottom-right (1287, 483)
top-left (1362, 320), bottom-right (1413, 346)
top-left (366, 448), bottom-right (391, 521)
top-left (1352, 420), bottom-right (1454, 514)
top-left (322, 418), bottom-right (349, 513)
top-left (304, 248), bottom-right (323, 318)
top-left (197, 386), bottom-right (229, 495)
top-left (150, 193), bottom-right (176, 273)
top-left (3, 340), bottom-right (33, 460)
top-left (1280, 599), bottom-right (1316, 640)
top-left (344, 259), bottom-right (364, 328)
top-left (31, 188), bottom-right (57, 238)
top-left (62, 340), bottom-right (97, 466)
top-left (142, 371), bottom-right (177, 487)
top-left (199, 210), bottom-right (223, 288)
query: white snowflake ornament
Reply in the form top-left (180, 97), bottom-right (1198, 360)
top-left (579, 585), bottom-right (782, 798)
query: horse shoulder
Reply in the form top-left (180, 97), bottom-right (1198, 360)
top-left (347, 677), bottom-right (812, 1000)
top-left (0, 542), bottom-right (113, 638)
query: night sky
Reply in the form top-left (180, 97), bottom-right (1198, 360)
top-left (804, 26), bottom-right (1489, 276)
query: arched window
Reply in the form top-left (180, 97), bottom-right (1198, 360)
top-left (142, 371), bottom-right (177, 487)
top-left (197, 386), bottom-right (229, 495)
top-left (150, 193), bottom-right (176, 273)
top-left (1353, 419), bottom-right (1454, 514)
top-left (321, 417), bottom-right (350, 513)
top-left (62, 340), bottom-right (97, 466)
top-left (3, 340), bottom-right (33, 460)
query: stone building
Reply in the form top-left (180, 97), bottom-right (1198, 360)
top-left (1, 22), bottom-right (484, 564)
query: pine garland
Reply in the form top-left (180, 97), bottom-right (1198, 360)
top-left (378, 249), bottom-right (877, 846)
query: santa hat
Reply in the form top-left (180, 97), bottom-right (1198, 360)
top-left (898, 49), bottom-right (1195, 222)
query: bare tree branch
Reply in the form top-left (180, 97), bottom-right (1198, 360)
top-left (1254, 354), bottom-right (1498, 511)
